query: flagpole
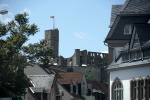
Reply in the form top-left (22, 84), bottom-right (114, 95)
top-left (53, 17), bottom-right (55, 30)
top-left (50, 16), bottom-right (55, 30)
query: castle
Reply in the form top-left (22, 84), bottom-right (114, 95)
top-left (45, 28), bottom-right (108, 67)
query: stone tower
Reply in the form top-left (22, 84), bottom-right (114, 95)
top-left (45, 29), bottom-right (59, 58)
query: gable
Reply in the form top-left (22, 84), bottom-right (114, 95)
top-left (135, 24), bottom-right (150, 47)
top-left (130, 31), bottom-right (140, 49)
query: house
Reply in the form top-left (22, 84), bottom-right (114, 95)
top-left (104, 0), bottom-right (150, 100)
top-left (24, 65), bottom-right (61, 100)
top-left (86, 80), bottom-right (108, 100)
top-left (104, 0), bottom-right (150, 64)
top-left (47, 67), bottom-right (87, 100)
top-left (28, 74), bottom-right (60, 100)
top-left (57, 72), bottom-right (86, 100)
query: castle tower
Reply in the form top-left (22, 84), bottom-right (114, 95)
top-left (45, 29), bottom-right (59, 58)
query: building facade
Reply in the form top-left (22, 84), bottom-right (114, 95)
top-left (105, 0), bottom-right (150, 100)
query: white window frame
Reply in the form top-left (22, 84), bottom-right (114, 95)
top-left (113, 82), bottom-right (123, 100)
top-left (124, 24), bottom-right (132, 35)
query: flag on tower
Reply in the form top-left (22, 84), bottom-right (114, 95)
top-left (50, 16), bottom-right (54, 18)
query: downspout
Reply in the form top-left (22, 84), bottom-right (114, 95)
top-left (103, 41), bottom-right (113, 100)
top-left (104, 41), bottom-right (114, 49)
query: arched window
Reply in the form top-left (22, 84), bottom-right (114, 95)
top-left (112, 78), bottom-right (123, 100)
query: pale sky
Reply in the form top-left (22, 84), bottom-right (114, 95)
top-left (0, 0), bottom-right (126, 58)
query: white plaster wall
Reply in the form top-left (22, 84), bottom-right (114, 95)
top-left (84, 96), bottom-right (95, 100)
top-left (110, 66), bottom-right (150, 100)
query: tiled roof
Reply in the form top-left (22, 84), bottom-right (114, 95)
top-left (135, 24), bottom-right (150, 46)
top-left (28, 74), bottom-right (55, 93)
top-left (57, 72), bottom-right (83, 85)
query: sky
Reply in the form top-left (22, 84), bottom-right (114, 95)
top-left (0, 0), bottom-right (126, 58)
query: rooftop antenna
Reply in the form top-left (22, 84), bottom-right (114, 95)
top-left (50, 16), bottom-right (55, 30)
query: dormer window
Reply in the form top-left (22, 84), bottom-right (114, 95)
top-left (70, 80), bottom-right (73, 93)
top-left (124, 24), bottom-right (132, 34)
top-left (147, 19), bottom-right (150, 24)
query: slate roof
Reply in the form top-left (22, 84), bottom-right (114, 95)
top-left (109, 0), bottom-right (150, 27)
top-left (135, 24), bottom-right (150, 46)
top-left (108, 57), bottom-right (150, 70)
top-left (24, 64), bottom-right (48, 75)
top-left (28, 74), bottom-right (55, 93)
top-left (109, 5), bottom-right (123, 27)
top-left (57, 72), bottom-right (83, 85)
top-left (87, 80), bottom-right (108, 95)
top-left (120, 0), bottom-right (150, 14)
top-left (71, 93), bottom-right (85, 100)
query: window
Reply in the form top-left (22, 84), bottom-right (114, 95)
top-left (112, 79), bottom-right (123, 100)
top-left (124, 25), bottom-right (132, 34)
top-left (130, 51), bottom-right (142, 61)
top-left (140, 81), bottom-right (144, 99)
top-left (122, 52), bottom-right (129, 62)
top-left (147, 80), bottom-right (150, 99)
top-left (132, 34), bottom-right (140, 48)
top-left (76, 82), bottom-right (78, 94)
top-left (131, 77), bottom-right (150, 100)
top-left (147, 19), bottom-right (150, 24)
top-left (70, 82), bottom-right (73, 93)
top-left (143, 48), bottom-right (150, 59)
top-left (133, 82), bottom-right (137, 99)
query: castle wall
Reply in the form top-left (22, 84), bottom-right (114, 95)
top-left (50, 65), bottom-right (108, 82)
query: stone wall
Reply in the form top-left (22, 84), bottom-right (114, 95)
top-left (50, 65), bottom-right (108, 82)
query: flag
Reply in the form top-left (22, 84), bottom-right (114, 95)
top-left (50, 16), bottom-right (54, 18)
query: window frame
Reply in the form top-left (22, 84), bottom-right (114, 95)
top-left (112, 77), bottom-right (123, 100)
top-left (124, 24), bottom-right (132, 35)
top-left (131, 77), bottom-right (150, 100)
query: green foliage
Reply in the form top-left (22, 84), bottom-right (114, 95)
top-left (0, 12), bottom-right (38, 98)
top-left (23, 39), bottom-right (53, 68)
top-left (85, 75), bottom-right (96, 81)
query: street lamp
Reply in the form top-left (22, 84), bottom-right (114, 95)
top-left (0, 10), bottom-right (8, 15)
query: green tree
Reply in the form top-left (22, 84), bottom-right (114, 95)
top-left (22, 39), bottom-right (53, 68)
top-left (0, 13), bottom-right (39, 99)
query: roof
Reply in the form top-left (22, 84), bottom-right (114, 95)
top-left (57, 72), bottom-right (83, 85)
top-left (24, 64), bottom-right (48, 75)
top-left (46, 67), bottom-right (66, 78)
top-left (109, 0), bottom-right (150, 27)
top-left (120, 0), bottom-right (150, 14)
top-left (135, 24), bottom-right (150, 46)
top-left (71, 93), bottom-right (85, 100)
top-left (87, 80), bottom-right (108, 95)
top-left (28, 74), bottom-right (55, 93)
top-left (108, 57), bottom-right (150, 70)
top-left (109, 5), bottom-right (123, 27)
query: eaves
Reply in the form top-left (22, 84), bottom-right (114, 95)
top-left (107, 58), bottom-right (150, 72)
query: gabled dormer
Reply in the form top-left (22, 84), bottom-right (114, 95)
top-left (130, 26), bottom-right (141, 50)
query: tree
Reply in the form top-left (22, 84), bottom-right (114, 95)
top-left (0, 13), bottom-right (39, 99)
top-left (22, 39), bottom-right (53, 68)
